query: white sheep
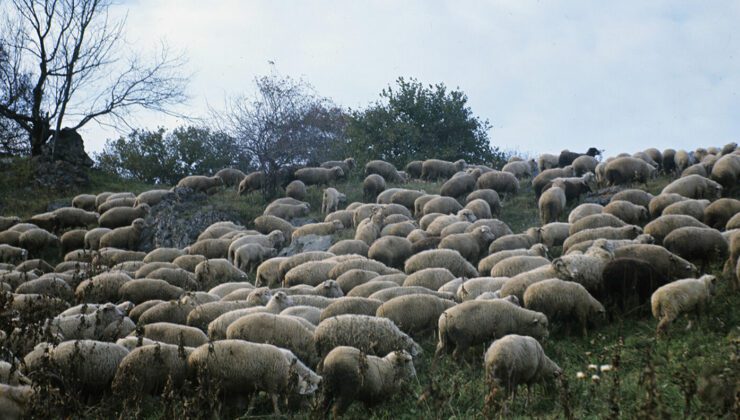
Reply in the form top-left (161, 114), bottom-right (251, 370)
top-left (651, 274), bottom-right (718, 334)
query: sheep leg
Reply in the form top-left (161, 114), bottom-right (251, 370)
top-left (271, 393), bottom-right (282, 415)
top-left (656, 316), bottom-right (671, 335)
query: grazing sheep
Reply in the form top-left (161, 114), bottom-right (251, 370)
top-left (355, 209), bottom-right (384, 245)
top-left (214, 168), bottom-right (247, 188)
top-left (438, 226), bottom-right (495, 263)
top-left (283, 259), bottom-right (339, 288)
top-left (405, 160), bottom-right (423, 178)
top-left (112, 343), bottom-right (192, 396)
top-left (558, 148), bottom-right (601, 167)
top-left (402, 267), bottom-right (455, 290)
top-left (611, 189), bottom-right (654, 208)
top-left (435, 299), bottom-right (549, 359)
top-left (319, 346), bottom-right (416, 418)
top-left (538, 153), bottom-right (559, 172)
top-left (710, 153), bottom-right (740, 190)
top-left (661, 148), bottom-right (677, 173)
top-left (322, 187), bottom-right (346, 214)
top-left (489, 227), bottom-right (542, 253)
top-left (649, 193), bottom-right (690, 218)
top-left (704, 198), bottom-right (740, 230)
top-left (347, 281), bottom-right (401, 298)
top-left (464, 199), bottom-right (493, 221)
top-left (368, 286), bottom-right (454, 302)
top-left (254, 215), bottom-right (294, 240)
top-left (226, 312), bottom-right (318, 366)
top-left (148, 267), bottom-right (198, 290)
top-left (601, 257), bottom-right (670, 313)
top-left (456, 277), bottom-right (509, 301)
top-left (52, 207), bottom-right (99, 229)
top-left (476, 171), bottom-right (520, 195)
top-left (563, 225), bottom-right (641, 253)
top-left (541, 173), bottom-right (596, 202)
top-left (662, 174), bottom-right (723, 200)
top-left (75, 271), bottom-right (131, 303)
top-left (663, 226), bottom-right (728, 269)
top-left (279, 251), bottom-right (336, 280)
top-left (46, 340), bottom-right (129, 392)
top-left (176, 175), bottom-right (223, 194)
top-left (99, 218), bottom-right (145, 251)
top-left (602, 200), bottom-right (648, 225)
top-left (539, 185), bottom-right (566, 224)
top-left (389, 189), bottom-right (426, 211)
top-left (421, 159), bottom-right (466, 180)
top-left (139, 322), bottom-right (208, 347)
top-left (466, 189), bottom-right (502, 217)
top-left (328, 240), bottom-right (369, 257)
top-left (565, 234), bottom-right (654, 255)
top-left (651, 275), bottom-right (718, 334)
top-left (613, 244), bottom-right (698, 280)
top-left (644, 214), bottom-right (709, 244)
top-left (0, 245), bottom-right (27, 264)
top-left (368, 236), bottom-right (412, 269)
top-left (484, 334), bottom-right (561, 396)
top-left (405, 249), bottom-right (479, 278)
top-left (46, 303), bottom-right (134, 341)
top-left (321, 158), bottom-right (356, 175)
top-left (662, 199), bottom-right (710, 221)
top-left (194, 258), bottom-right (248, 290)
top-left (16, 276), bottom-right (73, 301)
top-left (363, 174), bottom-right (386, 201)
top-left (532, 166), bottom-right (575, 197)
top-left (523, 279), bottom-right (605, 336)
top-left (319, 297), bottom-right (384, 321)
top-left (135, 189), bottom-right (175, 207)
top-left (98, 197), bottom-right (135, 214)
top-left (283, 179), bottom-right (307, 201)
top-left (503, 159), bottom-right (537, 179)
top-left (72, 194), bottom-right (97, 211)
top-left (118, 279), bottom-right (184, 304)
top-left (99, 204), bottom-right (150, 229)
top-left (366, 160), bottom-right (403, 183)
top-left (682, 163), bottom-right (707, 178)
top-left (144, 247), bottom-right (185, 263)
top-left (422, 196), bottom-right (464, 216)
top-left (236, 171), bottom-right (265, 195)
top-left (335, 269), bottom-right (380, 294)
top-left (314, 314), bottom-right (422, 358)
top-left (292, 220), bottom-right (344, 239)
top-left (441, 173), bottom-right (476, 198)
top-left (187, 340), bottom-right (321, 414)
top-left (552, 246), bottom-right (614, 294)
top-left (263, 202), bottom-right (311, 221)
top-left (18, 229), bottom-right (59, 256)
top-left (491, 256), bottom-right (550, 278)
top-left (567, 203), bottom-right (603, 224)
top-left (727, 212), bottom-right (740, 230)
top-left (571, 155), bottom-right (598, 176)
top-left (674, 150), bottom-right (693, 172)
top-left (478, 244), bottom-right (548, 275)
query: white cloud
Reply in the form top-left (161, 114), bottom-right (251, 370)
top-left (78, 0), bottom-right (740, 159)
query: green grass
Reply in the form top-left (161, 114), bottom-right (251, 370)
top-left (2, 161), bottom-right (738, 418)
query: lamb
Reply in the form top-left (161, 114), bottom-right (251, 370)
top-left (363, 174), bottom-right (386, 201)
top-left (98, 204), bottom-right (150, 229)
top-left (710, 153), bottom-right (740, 190)
top-left (476, 171), bottom-right (520, 195)
top-left (422, 196), bottom-right (464, 216)
top-left (365, 160), bottom-right (403, 183)
top-left (402, 267), bottom-right (455, 290)
top-left (601, 257), bottom-right (670, 313)
top-left (135, 189), bottom-right (175, 206)
top-left (187, 340), bottom-right (321, 414)
top-left (322, 187), bottom-right (346, 214)
top-left (72, 194), bottom-right (97, 211)
top-left (663, 227), bottom-right (728, 269)
top-left (704, 198), bottom-right (740, 230)
top-left (562, 225), bottom-right (642, 253)
top-left (314, 314), bottom-right (422, 358)
top-left (226, 312), bottom-right (318, 366)
top-left (215, 167), bottom-right (247, 187)
top-left (421, 159), bottom-right (466, 180)
top-left (613, 244), bottom-right (698, 280)
top-left (319, 297), bottom-right (384, 321)
top-left (651, 275), bottom-right (718, 334)
top-left (435, 299), bottom-right (549, 359)
top-left (523, 279), bottom-right (605, 336)
top-left (319, 346), bottom-right (416, 418)
top-left (292, 220), bottom-right (344, 239)
top-left (538, 153), bottom-right (558, 172)
top-left (99, 218), bottom-right (145, 250)
top-left (484, 334), bottom-right (561, 396)
top-left (568, 203), bottom-right (604, 224)
top-left (456, 277), bottom-right (509, 301)
top-left (644, 214), bottom-right (709, 244)
top-left (404, 249), bottom-right (479, 278)
top-left (538, 184), bottom-right (566, 224)
top-left (263, 202), bottom-right (310, 220)
top-left (489, 227), bottom-right (542, 253)
top-left (368, 236), bottom-right (413, 269)
top-left (176, 175), bottom-right (223, 194)
top-left (194, 258), bottom-right (248, 290)
top-left (662, 199), bottom-right (710, 221)
top-left (490, 256), bottom-right (550, 278)
top-left (603, 200), bottom-right (648, 225)
top-left (321, 157), bottom-right (356, 175)
top-left (111, 343), bottom-right (192, 396)
top-left (502, 159), bottom-right (537, 179)
top-left (662, 174), bottom-right (723, 200)
top-left (438, 172), bottom-right (474, 198)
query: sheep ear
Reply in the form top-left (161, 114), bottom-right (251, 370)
top-left (532, 318), bottom-right (539, 324)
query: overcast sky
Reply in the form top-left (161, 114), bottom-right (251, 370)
top-left (80, 0), bottom-right (740, 158)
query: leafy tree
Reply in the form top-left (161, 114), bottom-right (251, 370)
top-left (345, 77), bottom-right (504, 168)
top-left (95, 126), bottom-right (248, 184)
top-left (0, 0), bottom-right (188, 156)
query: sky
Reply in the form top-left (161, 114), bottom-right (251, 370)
top-left (78, 0), bottom-right (740, 158)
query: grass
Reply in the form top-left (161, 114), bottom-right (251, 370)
top-left (1, 160), bottom-right (738, 418)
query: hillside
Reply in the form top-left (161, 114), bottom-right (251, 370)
top-left (0, 161), bottom-right (738, 419)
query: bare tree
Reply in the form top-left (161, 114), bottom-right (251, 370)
top-left (0, 0), bottom-right (188, 156)
top-left (215, 72), bottom-right (346, 195)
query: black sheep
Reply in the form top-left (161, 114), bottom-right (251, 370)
top-left (558, 147), bottom-right (601, 168)
top-left (601, 257), bottom-right (670, 315)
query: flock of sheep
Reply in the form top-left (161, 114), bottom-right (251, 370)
top-left (0, 142), bottom-right (738, 417)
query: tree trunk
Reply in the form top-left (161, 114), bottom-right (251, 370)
top-left (29, 121), bottom-right (51, 156)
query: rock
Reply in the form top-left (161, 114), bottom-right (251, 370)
top-left (278, 234), bottom-right (333, 256)
top-left (31, 157), bottom-right (90, 190)
top-left (41, 128), bottom-right (94, 167)
top-left (291, 217), bottom-right (319, 227)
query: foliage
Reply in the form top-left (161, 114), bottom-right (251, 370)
top-left (95, 126), bottom-right (249, 184)
top-left (0, 0), bottom-right (188, 156)
top-left (345, 77), bottom-right (505, 168)
top-left (214, 72), bottom-right (346, 196)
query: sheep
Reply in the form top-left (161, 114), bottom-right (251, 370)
top-left (489, 227), bottom-right (542, 253)
top-left (321, 158), bottom-right (356, 175)
top-left (463, 199), bottom-right (492, 221)
top-left (567, 203), bottom-right (603, 224)
top-left (254, 215), bottom-right (295, 240)
top-left (558, 147), bottom-right (601, 167)
top-left (187, 340), bottom-right (321, 414)
top-left (226, 312), bottom-right (318, 366)
top-left (466, 189), bottom-right (502, 218)
top-left (363, 174), bottom-right (386, 201)
top-left (292, 220), bottom-right (344, 240)
top-left (72, 194), bottom-right (97, 211)
top-left (613, 244), bottom-right (698, 280)
top-left (18, 229), bottom-right (59, 256)
top-left (135, 189), bottom-right (175, 207)
top-left (118, 279), bottom-right (185, 304)
top-left (538, 153), bottom-right (559, 172)
top-left (355, 209), bottom-right (384, 246)
top-left (194, 258), bottom-right (248, 290)
top-left (478, 244), bottom-right (548, 275)
top-left (425, 210), bottom-right (476, 236)
top-left (281, 306), bottom-right (322, 326)
top-left (503, 159), bottom-right (537, 179)
top-left (562, 225), bottom-right (641, 253)
top-left (435, 299), bottom-right (549, 359)
top-left (45, 340), bottom-right (129, 392)
top-left (402, 267), bottom-right (455, 290)
top-left (74, 271), bottom-right (130, 303)
top-left (263, 202), bottom-right (311, 220)
top-left (279, 251), bottom-right (336, 280)
top-left (15, 276), bottom-right (73, 301)
top-left (99, 218), bottom-right (145, 251)
top-left (523, 279), bottom-right (604, 336)
top-left (413, 194), bottom-right (440, 217)
top-left (52, 207), bottom-right (99, 230)
top-left (610, 189), bottom-right (653, 208)
top-left (197, 221), bottom-right (249, 240)
top-left (327, 240), bottom-right (369, 257)
top-left (484, 334), bottom-right (561, 396)
top-left (137, 298), bottom-right (198, 325)
top-left (539, 184), bottom-right (566, 224)
top-left (135, 261), bottom-right (177, 278)
top-left (389, 189), bottom-right (426, 211)
top-left (318, 297), bottom-right (382, 321)
top-left (660, 148), bottom-right (677, 173)
top-left (0, 245), bottom-right (27, 264)
top-left (603, 200), bottom-right (648, 225)
top-left (381, 220), bottom-right (417, 238)
top-left (651, 275), bottom-right (718, 334)
top-left (682, 163), bottom-right (708, 178)
top-left (644, 214), bottom-right (709, 244)
top-left (98, 197), bottom-right (135, 214)
top-left (209, 293), bottom-right (294, 340)
top-left (111, 343), bottom-right (192, 396)
top-left (325, 210), bottom-right (354, 232)
top-left (138, 322), bottom-right (208, 347)
top-left (662, 199), bottom-right (711, 221)
top-left (368, 286), bottom-right (454, 302)
top-left (282, 179), bottom-right (307, 201)
top-left (491, 256), bottom-right (550, 278)
top-left (663, 227), bottom-right (728, 269)
top-left (0, 230), bottom-right (21, 247)
top-left (14, 258), bottom-right (53, 273)
top-left (649, 193), bottom-right (690, 218)
top-left (552, 246), bottom-right (614, 294)
top-left (281, 260), bottom-right (337, 288)
top-left (674, 150), bottom-right (693, 172)
top-left (422, 196), bottom-right (464, 216)
top-left (346, 281), bottom-right (400, 298)
top-left (322, 187), bottom-right (346, 214)
top-left (476, 171), bottom-right (520, 195)
top-left (319, 346), bottom-right (416, 418)
top-left (532, 166), bottom-right (575, 197)
top-left (366, 160), bottom-right (403, 183)
top-left (571, 155), bottom-right (598, 176)
top-left (441, 173), bottom-right (476, 198)
top-left (214, 167), bottom-right (247, 188)
top-left (82, 227), bottom-right (111, 251)
top-left (601, 257), bottom-right (670, 313)
top-left (704, 198), bottom-right (740, 230)
top-left (438, 226), bottom-right (495, 263)
top-left (335, 269), bottom-right (380, 294)
top-left (314, 314), bottom-right (422, 358)
top-left (367, 236), bottom-right (412, 269)
top-left (564, 234), bottom-right (655, 255)
top-left (421, 159), bottom-right (466, 180)
top-left (727, 212), bottom-right (740, 230)
top-left (186, 238), bottom-right (231, 260)
top-left (98, 204), bottom-right (150, 229)
top-left (46, 304), bottom-right (135, 341)
top-left (541, 173), bottom-right (596, 202)
top-left (148, 267), bottom-right (198, 290)
top-left (662, 174), bottom-right (723, 200)
top-left (405, 160), bottom-right (423, 178)
top-left (456, 277), bottom-right (509, 301)
top-left (405, 249), bottom-right (479, 278)
top-left (710, 153), bottom-right (740, 190)
top-left (144, 247), bottom-right (185, 263)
